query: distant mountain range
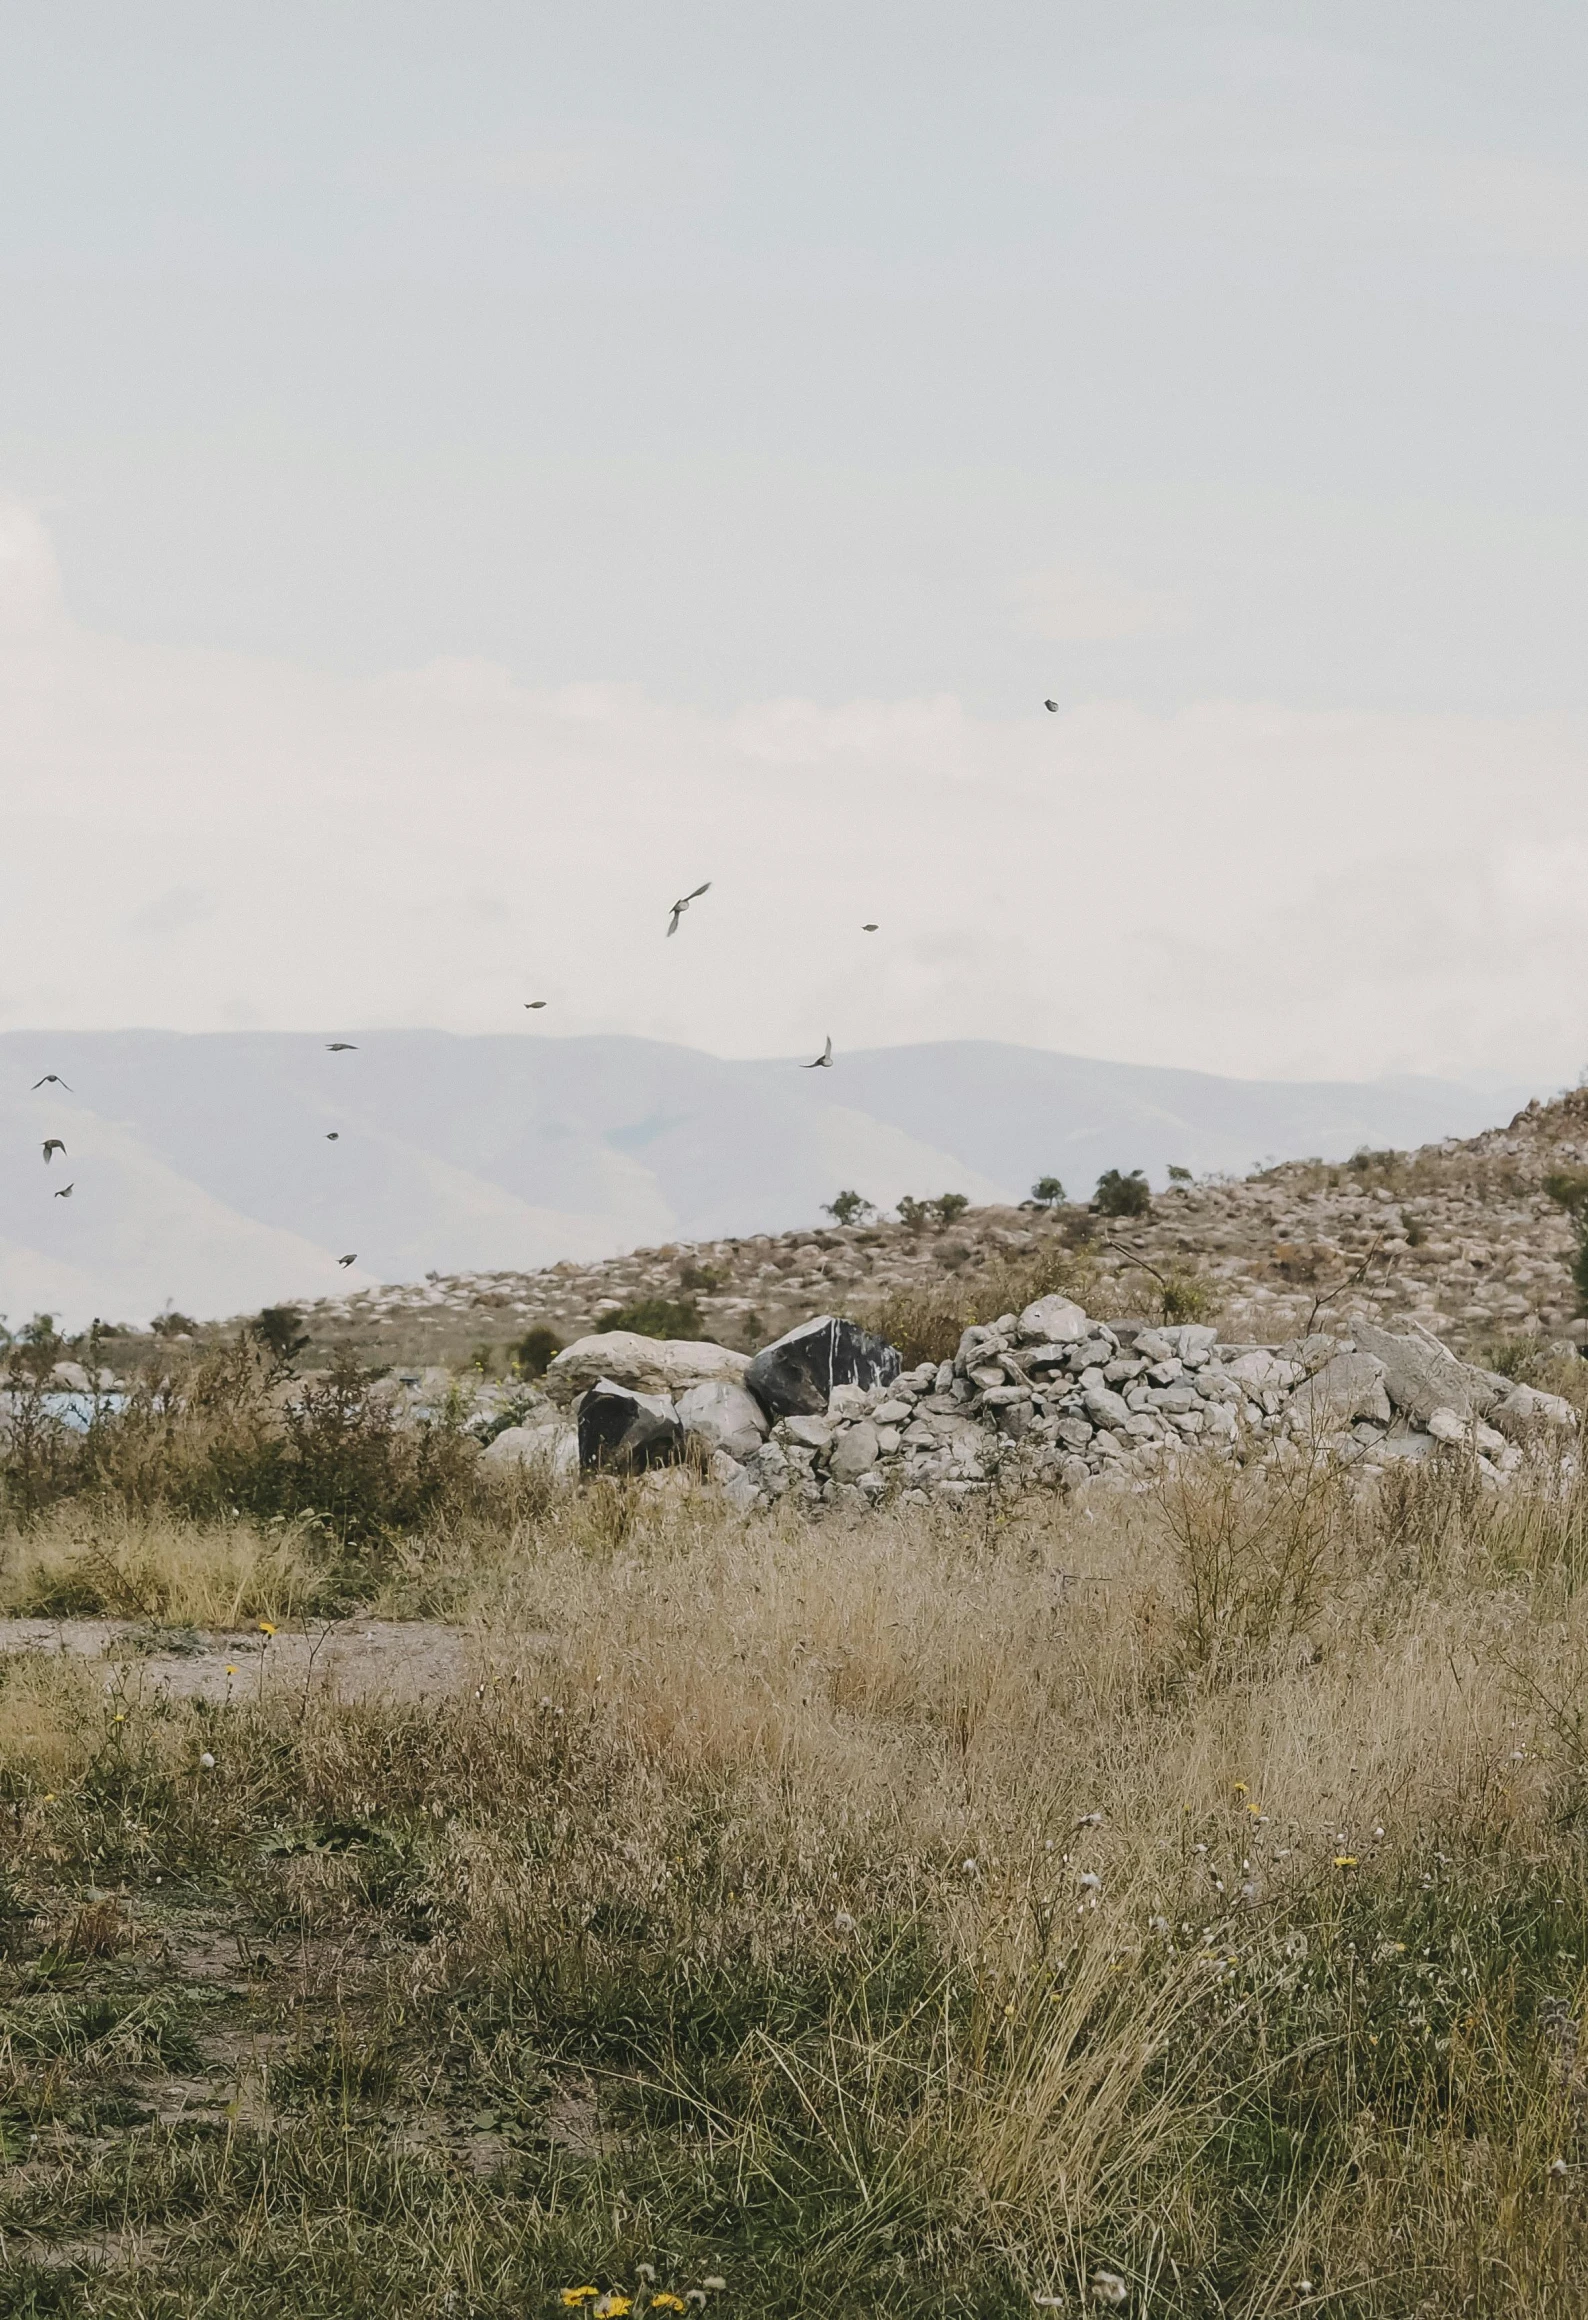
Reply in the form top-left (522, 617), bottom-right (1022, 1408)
top-left (0, 1030), bottom-right (1537, 1328)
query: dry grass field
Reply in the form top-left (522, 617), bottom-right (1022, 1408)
top-left (5, 1426), bottom-right (1588, 2315)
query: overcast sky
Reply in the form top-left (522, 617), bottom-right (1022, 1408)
top-left (3, 3), bottom-right (1587, 1086)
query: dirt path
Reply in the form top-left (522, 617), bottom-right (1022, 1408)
top-left (0, 1615), bottom-right (499, 1703)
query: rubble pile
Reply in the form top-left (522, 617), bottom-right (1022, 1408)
top-left (484, 1297), bottom-right (1578, 1509)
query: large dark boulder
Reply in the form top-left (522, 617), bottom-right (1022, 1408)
top-left (745, 1315), bottom-right (902, 1422)
top-left (577, 1379), bottom-right (684, 1474)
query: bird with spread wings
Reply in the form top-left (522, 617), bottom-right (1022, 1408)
top-left (666, 881), bottom-right (711, 937)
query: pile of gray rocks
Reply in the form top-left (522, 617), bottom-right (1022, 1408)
top-left (482, 1298), bottom-right (1578, 1510)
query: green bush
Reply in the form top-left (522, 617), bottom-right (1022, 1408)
top-left (1544, 1169), bottom-right (1588, 1215)
top-left (598, 1296), bottom-right (706, 1341)
top-left (1030, 1175), bottom-right (1066, 1206)
top-left (511, 1325), bottom-right (562, 1378)
top-left (254, 1306), bottom-right (309, 1364)
top-left (1094, 1168), bottom-right (1151, 1219)
top-left (822, 1189), bottom-right (873, 1226)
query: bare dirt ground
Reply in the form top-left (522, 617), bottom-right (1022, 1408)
top-left (0, 1615), bottom-right (488, 1703)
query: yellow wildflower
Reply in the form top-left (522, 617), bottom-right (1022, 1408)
top-left (1232, 1781), bottom-right (1248, 1795)
top-left (653, 2299), bottom-right (688, 2314)
top-left (258, 1620), bottom-right (277, 1637)
top-left (560, 2295), bottom-right (598, 2311)
top-left (1333, 1855), bottom-right (1358, 1868)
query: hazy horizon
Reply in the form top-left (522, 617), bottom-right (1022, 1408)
top-left (4, 5), bottom-right (1588, 1090)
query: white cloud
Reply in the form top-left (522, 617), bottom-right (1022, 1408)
top-left (2, 501), bottom-right (1586, 1089)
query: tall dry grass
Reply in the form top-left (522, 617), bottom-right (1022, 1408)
top-left (4, 1449), bottom-right (1588, 2309)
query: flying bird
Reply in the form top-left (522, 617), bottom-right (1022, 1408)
top-left (862, 923), bottom-right (878, 932)
top-left (1044, 699), bottom-right (1058, 712)
top-left (325, 1132), bottom-right (339, 1141)
top-left (325, 1042), bottom-right (358, 1052)
top-left (337, 1252), bottom-right (357, 1267)
top-left (53, 1182), bottom-right (74, 1199)
top-left (32, 1074), bottom-right (71, 1090)
top-left (666, 881), bottom-right (711, 937)
top-left (802, 1035), bottom-right (834, 1070)
top-left (41, 1139), bottom-right (66, 1163)
top-left (524, 1001), bottom-right (547, 1010)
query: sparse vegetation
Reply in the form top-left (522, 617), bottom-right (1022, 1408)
top-left (863, 1240), bottom-right (1100, 1368)
top-left (1030, 1174), bottom-right (1066, 1206)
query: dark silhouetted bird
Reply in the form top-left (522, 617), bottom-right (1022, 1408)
top-left (53, 1181), bottom-right (74, 1199)
top-left (666, 881), bottom-right (711, 936)
top-left (337, 1252), bottom-right (356, 1266)
top-left (41, 1139), bottom-right (66, 1162)
top-left (524, 1000), bottom-right (547, 1009)
top-left (32, 1074), bottom-right (71, 1090)
top-left (862, 923), bottom-right (878, 932)
top-left (802, 1035), bottom-right (834, 1069)
top-left (325, 1042), bottom-right (358, 1052)
top-left (326, 1132), bottom-right (339, 1141)
top-left (1044, 699), bottom-right (1058, 712)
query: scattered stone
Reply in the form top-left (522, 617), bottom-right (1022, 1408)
top-left (745, 1315), bottom-right (901, 1420)
top-left (543, 1331), bottom-right (749, 1409)
top-left (676, 1379), bottom-right (769, 1461)
top-left (576, 1380), bottom-right (684, 1475)
top-left (1351, 1319), bottom-right (1494, 1425)
top-left (481, 1420), bottom-right (579, 1473)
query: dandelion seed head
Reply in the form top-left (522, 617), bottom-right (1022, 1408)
top-left (199, 1752), bottom-right (216, 1770)
top-left (1551, 2157), bottom-right (1569, 2175)
top-left (1090, 2269), bottom-right (1128, 2307)
top-left (702, 2279), bottom-right (726, 2294)
top-left (834, 1910), bottom-right (856, 1934)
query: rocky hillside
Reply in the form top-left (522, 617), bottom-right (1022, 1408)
top-left (269, 1089), bottom-right (1588, 1374)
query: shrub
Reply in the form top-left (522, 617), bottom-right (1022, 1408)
top-left (1094, 1168), bottom-right (1151, 1219)
top-left (1159, 1270), bottom-right (1215, 1325)
top-left (1030, 1175), bottom-right (1066, 1206)
top-left (598, 1296), bottom-right (706, 1341)
top-left (822, 1189), bottom-right (874, 1226)
top-left (895, 1196), bottom-right (934, 1232)
top-left (511, 1325), bottom-right (562, 1378)
top-left (254, 1306), bottom-right (309, 1364)
top-left (1166, 1164), bottom-right (1193, 1184)
top-left (865, 1241), bottom-right (1101, 1368)
top-left (934, 1192), bottom-right (970, 1225)
top-left (1544, 1169), bottom-right (1588, 1215)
